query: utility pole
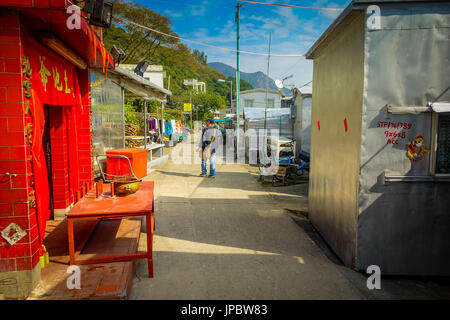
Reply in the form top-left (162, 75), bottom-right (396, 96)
top-left (261, 32), bottom-right (271, 180)
top-left (144, 99), bottom-right (147, 149)
top-left (230, 80), bottom-right (233, 110)
top-left (161, 100), bottom-right (164, 138)
top-left (236, 3), bottom-right (241, 158)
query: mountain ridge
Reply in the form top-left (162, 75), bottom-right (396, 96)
top-left (208, 62), bottom-right (292, 96)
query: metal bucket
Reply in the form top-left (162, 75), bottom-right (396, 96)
top-left (113, 178), bottom-right (140, 196)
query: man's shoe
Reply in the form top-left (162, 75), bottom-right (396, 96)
top-left (200, 173), bottom-right (207, 177)
top-left (207, 175), bottom-right (215, 178)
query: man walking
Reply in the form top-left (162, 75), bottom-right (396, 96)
top-left (197, 119), bottom-right (218, 178)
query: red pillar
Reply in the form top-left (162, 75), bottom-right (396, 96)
top-left (0, 10), bottom-right (40, 298)
top-left (77, 69), bottom-right (94, 186)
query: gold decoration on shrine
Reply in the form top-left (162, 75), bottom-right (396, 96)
top-left (24, 101), bottom-right (31, 116)
top-left (52, 67), bottom-right (63, 91)
top-left (22, 56), bottom-right (32, 77)
top-left (25, 123), bottom-right (33, 145)
top-left (64, 70), bottom-right (71, 94)
top-left (28, 173), bottom-right (35, 188)
top-left (22, 56), bottom-right (33, 99)
top-left (39, 56), bottom-right (51, 92)
top-left (23, 78), bottom-right (32, 98)
top-left (29, 190), bottom-right (36, 209)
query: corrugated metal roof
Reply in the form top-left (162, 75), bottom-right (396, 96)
top-left (240, 88), bottom-right (283, 95)
top-left (299, 86), bottom-right (313, 95)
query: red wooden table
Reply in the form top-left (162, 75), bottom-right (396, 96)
top-left (66, 181), bottom-right (155, 277)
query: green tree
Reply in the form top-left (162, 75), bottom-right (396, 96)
top-left (171, 91), bottom-right (226, 121)
top-left (192, 49), bottom-right (207, 65)
top-left (104, 0), bottom-right (179, 63)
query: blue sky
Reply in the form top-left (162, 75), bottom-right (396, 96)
top-left (138, 0), bottom-right (352, 88)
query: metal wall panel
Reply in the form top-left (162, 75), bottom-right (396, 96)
top-left (309, 12), bottom-right (366, 268)
top-left (301, 97), bottom-right (312, 154)
top-left (357, 3), bottom-right (450, 275)
top-left (293, 94), bottom-right (312, 156)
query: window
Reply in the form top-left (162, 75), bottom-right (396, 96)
top-left (245, 99), bottom-right (253, 108)
top-left (266, 99), bottom-right (275, 108)
top-left (436, 114), bottom-right (450, 174)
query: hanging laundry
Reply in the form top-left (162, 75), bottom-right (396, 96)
top-left (171, 120), bottom-right (176, 134)
top-left (165, 120), bottom-right (173, 135)
top-left (147, 118), bottom-right (159, 131)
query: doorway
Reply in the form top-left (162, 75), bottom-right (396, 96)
top-left (44, 106), bottom-right (72, 218)
top-left (43, 106), bottom-right (54, 219)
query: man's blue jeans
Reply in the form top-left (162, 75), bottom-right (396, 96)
top-left (201, 153), bottom-right (216, 176)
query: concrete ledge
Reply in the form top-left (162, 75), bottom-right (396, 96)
top-left (148, 155), bottom-right (168, 169)
top-left (53, 204), bottom-right (73, 221)
top-left (0, 263), bottom-right (41, 299)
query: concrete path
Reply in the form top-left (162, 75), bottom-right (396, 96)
top-left (129, 137), bottom-right (365, 300)
top-left (130, 137), bottom-right (450, 300)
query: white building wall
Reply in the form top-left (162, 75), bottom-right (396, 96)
top-left (241, 91), bottom-right (281, 109)
top-left (143, 72), bottom-right (164, 88)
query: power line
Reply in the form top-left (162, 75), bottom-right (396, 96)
top-left (241, 6), bottom-right (305, 35)
top-left (275, 56), bottom-right (305, 80)
top-left (113, 16), bottom-right (304, 57)
top-left (298, 80), bottom-right (312, 88)
top-left (237, 0), bottom-right (344, 11)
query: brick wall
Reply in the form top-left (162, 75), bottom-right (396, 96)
top-left (77, 69), bottom-right (94, 187)
top-left (0, 10), bottom-right (37, 272)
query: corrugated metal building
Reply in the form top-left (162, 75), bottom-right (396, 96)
top-left (292, 87), bottom-right (312, 157)
top-left (306, 0), bottom-right (450, 275)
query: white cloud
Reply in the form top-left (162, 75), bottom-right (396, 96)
top-left (312, 0), bottom-right (347, 19)
top-left (321, 2), bottom-right (343, 19)
top-left (189, 0), bottom-right (208, 16)
top-left (274, 6), bottom-right (301, 30)
top-left (165, 10), bottom-right (182, 18)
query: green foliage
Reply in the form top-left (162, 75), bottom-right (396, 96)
top-left (104, 0), bottom-right (178, 64)
top-left (124, 102), bottom-right (141, 127)
top-left (164, 109), bottom-right (184, 121)
top-left (147, 100), bottom-right (160, 113)
top-left (192, 49), bottom-right (207, 65)
top-left (171, 91), bottom-right (226, 121)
